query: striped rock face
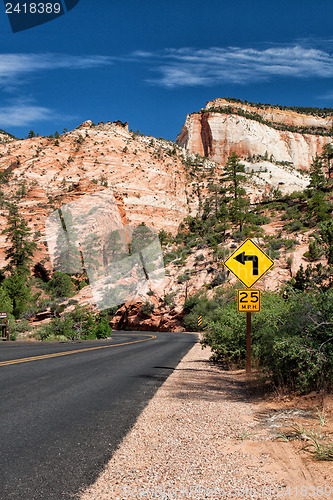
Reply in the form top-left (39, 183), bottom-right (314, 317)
top-left (176, 99), bottom-right (333, 170)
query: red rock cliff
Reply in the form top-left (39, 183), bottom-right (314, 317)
top-left (176, 99), bottom-right (333, 170)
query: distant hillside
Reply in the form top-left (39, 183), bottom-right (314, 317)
top-left (176, 98), bottom-right (333, 167)
top-left (209, 97), bottom-right (333, 118)
top-left (0, 129), bottom-right (17, 143)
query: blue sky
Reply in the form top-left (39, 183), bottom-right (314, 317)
top-left (0, 0), bottom-right (333, 140)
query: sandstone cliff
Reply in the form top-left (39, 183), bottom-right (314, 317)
top-left (0, 121), bottom-right (194, 263)
top-left (176, 98), bottom-right (333, 170)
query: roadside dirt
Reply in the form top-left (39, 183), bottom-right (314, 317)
top-left (227, 372), bottom-right (333, 497)
top-left (80, 340), bottom-right (333, 500)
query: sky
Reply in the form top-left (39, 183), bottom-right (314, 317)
top-left (0, 0), bottom-right (333, 141)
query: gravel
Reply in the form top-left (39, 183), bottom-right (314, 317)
top-left (79, 338), bottom-right (282, 500)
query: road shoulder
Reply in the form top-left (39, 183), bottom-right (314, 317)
top-left (80, 338), bottom-right (333, 500)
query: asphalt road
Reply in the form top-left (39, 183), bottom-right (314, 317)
top-left (0, 331), bottom-right (198, 499)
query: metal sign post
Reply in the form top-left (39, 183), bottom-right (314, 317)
top-left (246, 312), bottom-right (251, 373)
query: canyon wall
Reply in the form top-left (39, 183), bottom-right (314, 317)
top-left (0, 121), bottom-right (197, 270)
top-left (176, 99), bottom-right (333, 170)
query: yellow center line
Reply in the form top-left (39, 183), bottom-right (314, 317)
top-left (0, 334), bottom-right (157, 367)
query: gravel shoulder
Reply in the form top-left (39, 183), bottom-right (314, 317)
top-left (79, 337), bottom-right (333, 500)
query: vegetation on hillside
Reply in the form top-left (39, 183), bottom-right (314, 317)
top-left (0, 129), bottom-right (17, 141)
top-left (199, 105), bottom-right (333, 137)
top-left (187, 276), bottom-right (333, 393)
top-left (180, 149), bottom-right (333, 393)
top-left (0, 201), bottom-right (114, 340)
top-left (210, 97), bottom-right (333, 118)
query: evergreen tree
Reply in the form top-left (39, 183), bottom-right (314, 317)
top-left (46, 271), bottom-right (73, 299)
top-left (320, 220), bottom-right (333, 265)
top-left (307, 191), bottom-right (332, 225)
top-left (1, 204), bottom-right (36, 276)
top-left (0, 205), bottom-right (37, 318)
top-left (309, 154), bottom-right (326, 190)
top-left (220, 152), bottom-right (250, 231)
top-left (322, 143), bottom-right (333, 178)
top-left (2, 273), bottom-right (33, 318)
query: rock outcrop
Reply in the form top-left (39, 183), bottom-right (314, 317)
top-left (0, 130), bottom-right (15, 143)
top-left (0, 121), bottom-right (193, 241)
top-left (176, 98), bottom-right (333, 170)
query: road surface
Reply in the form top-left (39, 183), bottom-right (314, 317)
top-left (0, 331), bottom-right (198, 499)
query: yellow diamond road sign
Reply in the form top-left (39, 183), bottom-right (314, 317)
top-left (223, 238), bottom-right (274, 288)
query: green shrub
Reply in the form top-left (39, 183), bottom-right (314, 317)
top-left (210, 272), bottom-right (227, 288)
top-left (6, 318), bottom-right (31, 340)
top-left (253, 290), bottom-right (333, 392)
top-left (92, 316), bottom-right (111, 339)
top-left (283, 220), bottom-right (304, 232)
top-left (39, 315), bottom-right (74, 340)
top-left (304, 239), bottom-right (325, 261)
top-left (177, 273), bottom-right (190, 284)
top-left (202, 306), bottom-right (246, 365)
top-left (141, 301), bottom-right (155, 316)
top-left (163, 293), bottom-right (175, 308)
top-left (284, 238), bottom-right (298, 250)
top-left (37, 305), bottom-right (112, 341)
top-left (46, 272), bottom-right (74, 298)
top-left (200, 286), bottom-right (333, 393)
top-left (281, 206), bottom-right (302, 221)
top-left (183, 292), bottom-right (225, 332)
top-left (248, 213), bottom-right (271, 225)
top-left (231, 229), bottom-right (252, 242)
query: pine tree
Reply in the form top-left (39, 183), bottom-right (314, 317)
top-left (1, 204), bottom-right (37, 317)
top-left (309, 154), bottom-right (326, 190)
top-left (320, 220), bottom-right (333, 265)
top-left (322, 143), bottom-right (333, 178)
top-left (130, 223), bottom-right (158, 280)
top-left (220, 152), bottom-right (250, 231)
top-left (1, 204), bottom-right (36, 276)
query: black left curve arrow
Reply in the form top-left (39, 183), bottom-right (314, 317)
top-left (234, 252), bottom-right (259, 275)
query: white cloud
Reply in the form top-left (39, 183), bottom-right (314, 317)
top-left (131, 45), bottom-right (333, 87)
top-left (0, 53), bottom-right (112, 88)
top-left (0, 102), bottom-right (71, 127)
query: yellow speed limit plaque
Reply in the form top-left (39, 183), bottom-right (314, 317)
top-left (237, 290), bottom-right (261, 312)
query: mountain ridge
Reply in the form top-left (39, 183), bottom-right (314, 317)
top-left (176, 98), bottom-right (333, 169)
